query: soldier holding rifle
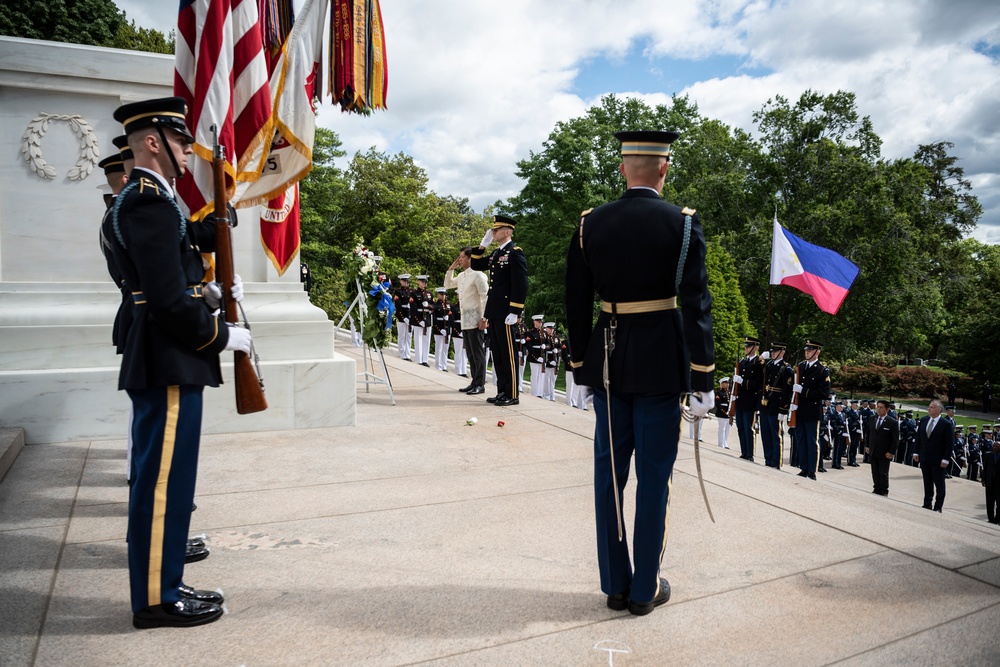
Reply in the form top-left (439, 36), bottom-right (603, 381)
top-left (108, 97), bottom-right (251, 629)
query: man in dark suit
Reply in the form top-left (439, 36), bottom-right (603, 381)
top-left (471, 215), bottom-right (528, 406)
top-left (108, 98), bottom-right (252, 628)
top-left (565, 130), bottom-right (714, 617)
top-left (865, 399), bottom-right (897, 496)
top-left (733, 337), bottom-right (765, 461)
top-left (914, 399), bottom-right (954, 512)
top-left (982, 436), bottom-right (1000, 524)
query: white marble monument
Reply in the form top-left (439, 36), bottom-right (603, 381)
top-left (0, 36), bottom-right (356, 444)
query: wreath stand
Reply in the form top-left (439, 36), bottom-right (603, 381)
top-left (337, 279), bottom-right (396, 405)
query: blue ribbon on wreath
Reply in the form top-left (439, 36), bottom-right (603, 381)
top-left (369, 280), bottom-right (395, 329)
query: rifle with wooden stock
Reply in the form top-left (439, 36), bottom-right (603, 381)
top-left (727, 360), bottom-right (739, 421)
top-left (212, 129), bottom-right (267, 415)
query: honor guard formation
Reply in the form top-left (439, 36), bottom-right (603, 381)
top-left (98, 105), bottom-right (998, 630)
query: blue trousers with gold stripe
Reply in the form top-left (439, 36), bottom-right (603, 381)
top-left (795, 419), bottom-right (820, 474)
top-left (487, 319), bottom-right (518, 399)
top-left (592, 388), bottom-right (680, 605)
top-left (126, 385), bottom-right (203, 613)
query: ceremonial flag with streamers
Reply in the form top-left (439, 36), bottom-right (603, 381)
top-left (330, 0), bottom-right (388, 114)
top-left (233, 0), bottom-right (328, 274)
top-left (770, 217), bottom-right (860, 315)
top-left (174, 0), bottom-right (273, 221)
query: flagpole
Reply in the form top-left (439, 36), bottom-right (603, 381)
top-left (766, 284), bottom-right (773, 348)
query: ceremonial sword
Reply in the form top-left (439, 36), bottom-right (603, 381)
top-left (685, 400), bottom-right (716, 523)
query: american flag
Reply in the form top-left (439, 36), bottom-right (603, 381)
top-left (174, 0), bottom-right (273, 221)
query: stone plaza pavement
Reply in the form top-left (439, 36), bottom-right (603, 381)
top-left (2, 338), bottom-right (999, 666)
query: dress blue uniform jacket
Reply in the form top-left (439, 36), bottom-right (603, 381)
top-left (471, 240), bottom-right (528, 321)
top-left (565, 189), bottom-right (714, 394)
top-left (108, 169), bottom-right (228, 390)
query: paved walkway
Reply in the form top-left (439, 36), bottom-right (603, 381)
top-left (2, 338), bottom-right (999, 666)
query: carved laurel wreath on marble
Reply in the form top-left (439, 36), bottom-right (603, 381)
top-left (20, 113), bottom-right (99, 181)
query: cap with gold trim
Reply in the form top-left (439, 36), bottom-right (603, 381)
top-left (492, 214), bottom-right (517, 230)
top-left (113, 97), bottom-right (194, 143)
top-left (112, 134), bottom-right (134, 163)
top-left (98, 154), bottom-right (125, 176)
top-left (614, 130), bottom-right (679, 158)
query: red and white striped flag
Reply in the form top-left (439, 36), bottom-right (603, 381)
top-left (174, 0), bottom-right (273, 221)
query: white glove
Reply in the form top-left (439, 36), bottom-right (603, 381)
top-left (688, 391), bottom-right (714, 418)
top-left (579, 385), bottom-right (594, 401)
top-left (479, 229), bottom-right (494, 248)
top-left (504, 313), bottom-right (518, 326)
top-left (789, 403), bottom-right (798, 412)
top-left (733, 374), bottom-right (743, 385)
top-left (422, 301), bottom-right (429, 307)
top-left (792, 383), bottom-right (803, 393)
top-left (204, 281), bottom-right (223, 310)
top-left (231, 274), bottom-right (244, 303)
top-left (761, 351), bottom-right (770, 360)
top-left (224, 325), bottom-right (252, 354)
top-left (403, 317), bottom-right (409, 324)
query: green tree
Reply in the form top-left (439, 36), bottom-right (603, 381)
top-left (298, 127), bottom-right (348, 318)
top-left (945, 241), bottom-right (1000, 382)
top-left (1, 0), bottom-right (173, 54)
top-left (106, 19), bottom-right (174, 54)
top-left (706, 242), bottom-right (754, 374)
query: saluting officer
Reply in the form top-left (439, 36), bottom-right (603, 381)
top-left (393, 274), bottom-right (413, 361)
top-left (108, 97), bottom-right (251, 628)
top-left (733, 337), bottom-right (765, 461)
top-left (790, 339), bottom-right (831, 480)
top-left (565, 130), bottom-right (714, 616)
top-left (409, 275), bottom-right (433, 366)
top-left (471, 215), bottom-right (528, 406)
top-left (759, 341), bottom-right (793, 468)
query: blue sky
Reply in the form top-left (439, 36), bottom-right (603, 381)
top-left (116, 0), bottom-right (1000, 244)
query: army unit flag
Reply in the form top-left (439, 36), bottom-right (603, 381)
top-left (770, 217), bottom-right (860, 315)
top-left (331, 0), bottom-right (388, 113)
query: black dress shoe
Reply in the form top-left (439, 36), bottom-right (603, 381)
top-left (420, 362), bottom-right (430, 367)
top-left (458, 384), bottom-right (474, 393)
top-left (808, 474), bottom-right (817, 480)
top-left (178, 584), bottom-right (224, 604)
top-left (818, 467), bottom-right (827, 473)
top-left (187, 537), bottom-right (206, 550)
top-left (628, 578), bottom-right (670, 616)
top-left (466, 386), bottom-right (485, 395)
top-left (185, 544), bottom-right (210, 564)
top-left (849, 463), bottom-right (860, 467)
top-left (797, 470), bottom-right (808, 477)
top-left (495, 396), bottom-right (520, 406)
top-left (191, 503), bottom-right (197, 512)
top-left (487, 394), bottom-right (504, 404)
top-left (459, 374), bottom-right (468, 377)
top-left (606, 589), bottom-right (629, 611)
top-left (833, 465), bottom-right (844, 470)
top-left (133, 599), bottom-right (223, 629)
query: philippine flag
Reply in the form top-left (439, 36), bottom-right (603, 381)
top-left (770, 217), bottom-right (860, 315)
